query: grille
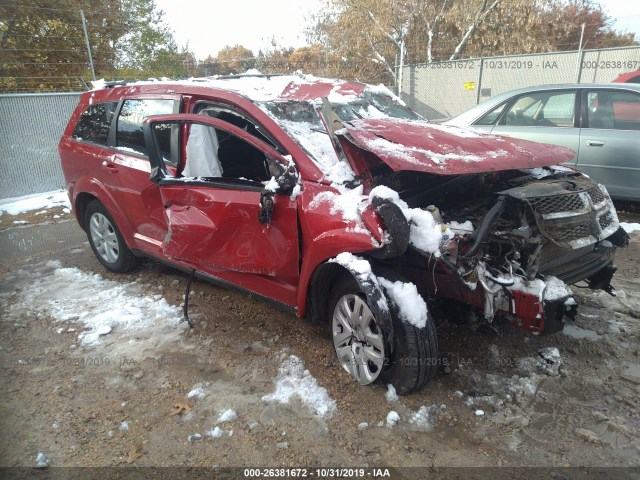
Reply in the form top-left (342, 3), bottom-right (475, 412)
top-left (546, 222), bottom-right (593, 242)
top-left (540, 244), bottom-right (594, 272)
top-left (598, 212), bottom-right (614, 231)
top-left (587, 186), bottom-right (607, 204)
top-left (529, 194), bottom-right (585, 214)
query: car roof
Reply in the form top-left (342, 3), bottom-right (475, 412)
top-left (86, 74), bottom-right (379, 103)
top-left (613, 70), bottom-right (640, 83)
top-left (446, 82), bottom-right (640, 126)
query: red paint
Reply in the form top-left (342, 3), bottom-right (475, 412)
top-left (340, 119), bottom-right (577, 175)
top-left (59, 77), bottom-right (599, 334)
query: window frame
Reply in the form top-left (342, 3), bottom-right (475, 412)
top-left (108, 97), bottom-right (181, 160)
top-left (143, 114), bottom-right (290, 191)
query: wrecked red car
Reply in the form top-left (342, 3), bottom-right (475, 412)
top-left (59, 74), bottom-right (628, 394)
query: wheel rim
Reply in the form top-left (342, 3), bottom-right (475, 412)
top-left (332, 293), bottom-right (386, 385)
top-left (89, 212), bottom-right (120, 264)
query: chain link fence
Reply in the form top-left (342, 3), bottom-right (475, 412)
top-left (400, 46), bottom-right (640, 120)
top-left (0, 93), bottom-right (80, 199)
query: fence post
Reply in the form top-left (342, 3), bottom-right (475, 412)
top-left (575, 22), bottom-right (585, 83)
top-left (476, 57), bottom-right (484, 104)
top-left (80, 10), bottom-right (96, 82)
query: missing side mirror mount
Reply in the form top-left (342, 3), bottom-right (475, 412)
top-left (258, 165), bottom-right (299, 224)
top-left (259, 192), bottom-right (274, 224)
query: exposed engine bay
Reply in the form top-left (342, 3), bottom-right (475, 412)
top-left (373, 165), bottom-right (630, 335)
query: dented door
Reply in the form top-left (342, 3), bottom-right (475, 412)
top-left (143, 114), bottom-right (300, 306)
top-left (159, 184), bottom-right (299, 288)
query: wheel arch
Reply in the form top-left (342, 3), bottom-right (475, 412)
top-left (71, 177), bottom-right (136, 249)
top-left (307, 259), bottom-right (395, 349)
top-left (75, 192), bottom-right (98, 231)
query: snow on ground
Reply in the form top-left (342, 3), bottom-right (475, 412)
top-left (621, 222), bottom-right (640, 233)
top-left (216, 409), bottom-right (237, 424)
top-left (386, 411), bottom-right (400, 427)
top-left (385, 384), bottom-right (399, 403)
top-left (2, 260), bottom-right (187, 355)
top-left (0, 190), bottom-right (70, 216)
top-left (262, 354), bottom-right (336, 419)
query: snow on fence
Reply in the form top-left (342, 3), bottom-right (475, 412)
top-left (400, 46), bottom-right (640, 120)
top-left (0, 92), bottom-right (80, 199)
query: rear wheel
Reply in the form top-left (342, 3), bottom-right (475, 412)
top-left (84, 200), bottom-right (136, 273)
top-left (329, 276), bottom-right (438, 394)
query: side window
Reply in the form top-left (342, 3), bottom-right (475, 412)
top-left (72, 102), bottom-right (118, 145)
top-left (475, 102), bottom-right (507, 126)
top-left (587, 90), bottom-right (640, 131)
top-left (153, 122), bottom-right (271, 183)
top-left (502, 91), bottom-right (575, 127)
top-left (116, 99), bottom-right (176, 156)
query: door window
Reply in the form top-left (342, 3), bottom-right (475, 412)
top-left (501, 91), bottom-right (576, 127)
top-left (151, 122), bottom-right (272, 183)
top-left (586, 90), bottom-right (640, 131)
top-left (116, 99), bottom-right (176, 156)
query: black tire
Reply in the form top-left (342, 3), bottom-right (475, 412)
top-left (329, 274), bottom-right (438, 395)
top-left (380, 306), bottom-right (439, 395)
top-left (84, 200), bottom-right (137, 273)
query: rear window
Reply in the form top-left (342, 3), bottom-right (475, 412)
top-left (72, 102), bottom-right (118, 145)
top-left (116, 99), bottom-right (176, 156)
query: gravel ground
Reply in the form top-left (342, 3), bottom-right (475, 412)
top-left (1, 214), bottom-right (639, 479)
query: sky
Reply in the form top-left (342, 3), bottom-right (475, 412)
top-left (154, 0), bottom-right (640, 61)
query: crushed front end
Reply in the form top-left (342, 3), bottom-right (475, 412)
top-left (374, 168), bottom-right (629, 335)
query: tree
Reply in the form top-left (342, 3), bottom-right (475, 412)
top-left (0, 0), bottom-right (188, 92)
top-left (309, 0), bottom-right (637, 85)
top-left (215, 45), bottom-right (255, 75)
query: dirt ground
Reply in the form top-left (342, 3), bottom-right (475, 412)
top-left (1, 209), bottom-right (639, 479)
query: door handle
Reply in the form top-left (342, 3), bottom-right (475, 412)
top-left (101, 160), bottom-right (119, 173)
top-left (586, 140), bottom-right (605, 147)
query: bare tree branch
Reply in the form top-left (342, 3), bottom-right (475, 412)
top-left (449, 0), bottom-right (501, 61)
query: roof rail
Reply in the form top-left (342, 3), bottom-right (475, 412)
top-left (103, 80), bottom-right (129, 88)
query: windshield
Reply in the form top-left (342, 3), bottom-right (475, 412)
top-left (259, 90), bottom-right (423, 178)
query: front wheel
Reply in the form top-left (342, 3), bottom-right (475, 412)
top-left (84, 200), bottom-right (137, 273)
top-left (330, 276), bottom-right (438, 394)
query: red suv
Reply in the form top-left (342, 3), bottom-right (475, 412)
top-left (59, 74), bottom-right (628, 394)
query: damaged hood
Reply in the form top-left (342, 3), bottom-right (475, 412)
top-left (337, 118), bottom-right (576, 175)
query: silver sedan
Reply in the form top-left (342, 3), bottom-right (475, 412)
top-left (445, 83), bottom-right (640, 201)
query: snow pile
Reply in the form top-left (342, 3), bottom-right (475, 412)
top-left (385, 384), bottom-right (399, 403)
top-left (187, 384), bottom-right (208, 399)
top-left (536, 347), bottom-right (562, 376)
top-left (331, 252), bottom-right (428, 329)
top-left (508, 275), bottom-right (572, 302)
top-left (5, 261), bottom-right (185, 348)
top-left (216, 409), bottom-right (237, 424)
top-left (262, 355), bottom-right (336, 419)
top-left (378, 277), bottom-right (428, 329)
top-left (34, 452), bottom-right (50, 469)
top-left (208, 427), bottom-right (224, 438)
top-left (407, 404), bottom-right (445, 431)
top-left (263, 176), bottom-right (279, 193)
top-left (621, 222), bottom-right (640, 233)
top-left (0, 190), bottom-right (71, 216)
top-left (309, 185), bottom-right (365, 223)
top-left (370, 185), bottom-right (448, 255)
top-left (386, 410), bottom-right (400, 427)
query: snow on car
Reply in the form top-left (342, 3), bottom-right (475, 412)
top-left (58, 73), bottom-right (629, 395)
